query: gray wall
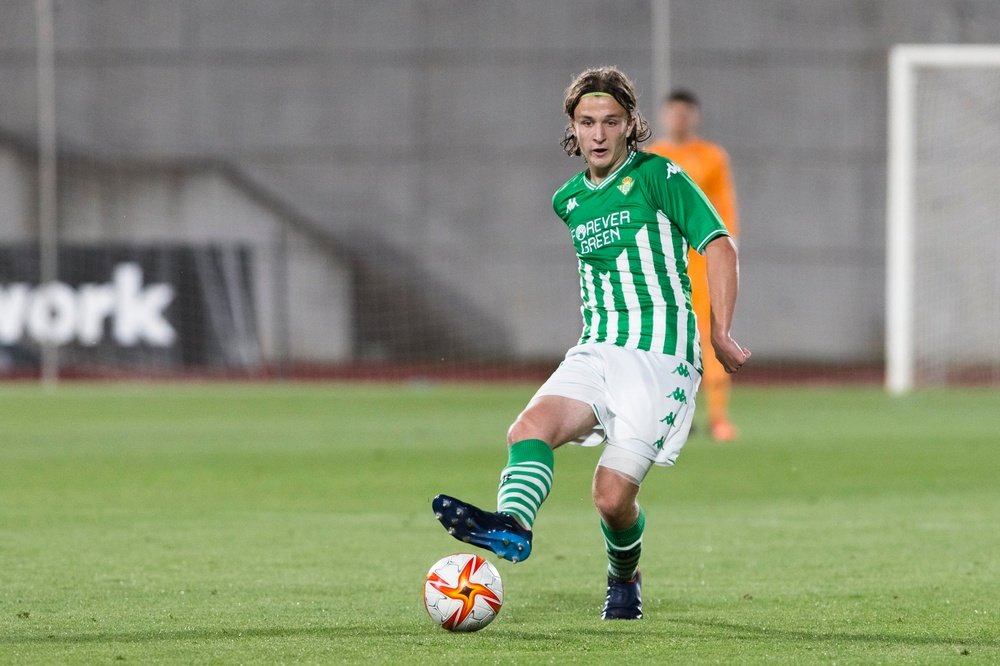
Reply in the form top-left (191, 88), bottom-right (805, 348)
top-left (0, 1), bottom-right (997, 363)
top-left (0, 140), bottom-right (353, 362)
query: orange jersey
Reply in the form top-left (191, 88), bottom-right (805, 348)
top-left (645, 139), bottom-right (738, 237)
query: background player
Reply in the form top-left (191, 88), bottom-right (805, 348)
top-left (434, 67), bottom-right (749, 620)
top-left (647, 90), bottom-right (742, 442)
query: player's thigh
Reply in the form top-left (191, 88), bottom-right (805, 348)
top-left (508, 395), bottom-right (598, 448)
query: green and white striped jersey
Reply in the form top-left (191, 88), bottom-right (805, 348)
top-left (552, 151), bottom-right (729, 371)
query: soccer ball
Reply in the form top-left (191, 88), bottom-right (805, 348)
top-left (423, 553), bottom-right (503, 632)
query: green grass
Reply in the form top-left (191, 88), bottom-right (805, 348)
top-left (1, 382), bottom-right (998, 664)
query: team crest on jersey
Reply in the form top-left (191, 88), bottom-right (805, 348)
top-left (567, 197), bottom-right (579, 213)
top-left (617, 176), bottom-right (634, 196)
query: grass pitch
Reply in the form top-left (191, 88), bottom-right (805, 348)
top-left (1, 382), bottom-right (998, 664)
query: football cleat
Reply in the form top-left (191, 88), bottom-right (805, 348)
top-left (432, 494), bottom-right (532, 563)
top-left (601, 571), bottom-right (642, 620)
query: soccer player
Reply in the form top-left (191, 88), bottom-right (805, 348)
top-left (647, 90), bottom-right (741, 442)
top-left (433, 67), bottom-right (749, 620)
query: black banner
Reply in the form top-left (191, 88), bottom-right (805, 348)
top-left (0, 244), bottom-right (260, 373)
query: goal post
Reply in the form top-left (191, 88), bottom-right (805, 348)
top-left (886, 44), bottom-right (1000, 394)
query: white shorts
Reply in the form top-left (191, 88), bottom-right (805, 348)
top-left (533, 342), bottom-right (701, 483)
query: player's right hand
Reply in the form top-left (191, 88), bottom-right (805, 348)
top-left (712, 335), bottom-right (751, 374)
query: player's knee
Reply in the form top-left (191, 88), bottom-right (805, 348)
top-left (507, 411), bottom-right (548, 445)
top-left (592, 483), bottom-right (635, 526)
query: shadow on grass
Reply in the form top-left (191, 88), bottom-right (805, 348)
top-left (668, 617), bottom-right (999, 650)
top-left (527, 592), bottom-right (999, 650)
top-left (4, 618), bottom-right (996, 652)
top-left (496, 619), bottom-right (997, 651)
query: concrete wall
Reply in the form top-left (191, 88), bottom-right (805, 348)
top-left (0, 141), bottom-right (352, 362)
top-left (0, 0), bottom-right (997, 362)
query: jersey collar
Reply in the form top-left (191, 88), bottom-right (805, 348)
top-left (583, 151), bottom-right (636, 191)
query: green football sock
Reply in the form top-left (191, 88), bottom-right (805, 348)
top-left (601, 507), bottom-right (645, 581)
top-left (496, 439), bottom-right (554, 529)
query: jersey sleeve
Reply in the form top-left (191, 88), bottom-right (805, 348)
top-left (646, 158), bottom-right (730, 254)
top-left (551, 190), bottom-right (567, 222)
top-left (552, 176), bottom-right (579, 224)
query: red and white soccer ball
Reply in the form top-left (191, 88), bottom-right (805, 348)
top-left (423, 553), bottom-right (504, 632)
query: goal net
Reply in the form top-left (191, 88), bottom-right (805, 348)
top-left (887, 45), bottom-right (1000, 393)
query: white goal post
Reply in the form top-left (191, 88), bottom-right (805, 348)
top-left (886, 44), bottom-right (1000, 394)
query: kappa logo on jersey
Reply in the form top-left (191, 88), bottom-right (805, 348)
top-left (665, 162), bottom-right (683, 179)
top-left (566, 197), bottom-right (579, 214)
top-left (617, 176), bottom-right (634, 196)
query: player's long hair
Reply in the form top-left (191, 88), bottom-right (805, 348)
top-left (561, 66), bottom-right (651, 157)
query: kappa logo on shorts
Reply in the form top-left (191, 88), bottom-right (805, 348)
top-left (659, 411), bottom-right (677, 426)
top-left (653, 437), bottom-right (665, 451)
top-left (670, 387), bottom-right (688, 404)
top-left (672, 363), bottom-right (691, 378)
